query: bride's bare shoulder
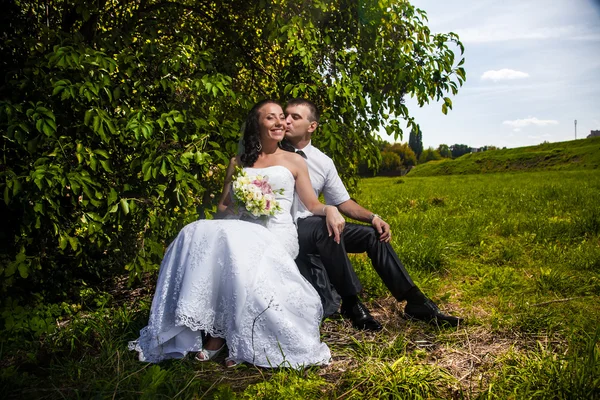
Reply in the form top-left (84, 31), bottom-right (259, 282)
top-left (277, 150), bottom-right (306, 177)
top-left (279, 150), bottom-right (303, 163)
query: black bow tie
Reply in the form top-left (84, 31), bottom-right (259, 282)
top-left (295, 150), bottom-right (307, 159)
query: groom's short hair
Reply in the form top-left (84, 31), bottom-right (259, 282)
top-left (286, 98), bottom-right (320, 123)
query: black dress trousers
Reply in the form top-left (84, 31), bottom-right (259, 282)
top-left (295, 216), bottom-right (417, 304)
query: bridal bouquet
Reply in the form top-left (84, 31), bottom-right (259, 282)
top-left (231, 168), bottom-right (283, 218)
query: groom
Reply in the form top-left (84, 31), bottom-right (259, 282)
top-left (285, 98), bottom-right (462, 331)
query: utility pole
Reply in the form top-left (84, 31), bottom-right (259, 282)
top-left (575, 119), bottom-right (577, 139)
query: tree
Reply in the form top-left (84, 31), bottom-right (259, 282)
top-left (437, 144), bottom-right (452, 158)
top-left (450, 144), bottom-right (472, 158)
top-left (0, 0), bottom-right (466, 302)
top-left (388, 142), bottom-right (417, 168)
top-left (480, 145), bottom-right (498, 151)
top-left (418, 147), bottom-right (442, 164)
top-left (408, 128), bottom-right (423, 159)
top-left (380, 151), bottom-right (402, 174)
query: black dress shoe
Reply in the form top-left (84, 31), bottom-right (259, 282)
top-left (340, 301), bottom-right (383, 331)
top-left (404, 299), bottom-right (463, 327)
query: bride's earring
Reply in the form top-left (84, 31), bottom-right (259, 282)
top-left (256, 141), bottom-right (262, 151)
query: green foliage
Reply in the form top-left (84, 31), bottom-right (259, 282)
top-left (0, 0), bottom-right (465, 303)
top-left (410, 137), bottom-right (600, 177)
top-left (2, 299), bottom-right (63, 339)
top-left (418, 146), bottom-right (442, 164)
top-left (409, 127), bottom-right (424, 159)
top-left (437, 143), bottom-right (452, 158)
top-left (242, 370), bottom-right (330, 399)
top-left (0, 35), bottom-right (233, 302)
top-left (362, 141), bottom-right (417, 176)
top-left (389, 142), bottom-right (418, 168)
top-left (479, 145), bottom-right (499, 152)
top-left (380, 151), bottom-right (403, 174)
top-left (0, 291), bottom-right (224, 399)
top-left (450, 143), bottom-right (472, 158)
top-left (339, 357), bottom-right (453, 399)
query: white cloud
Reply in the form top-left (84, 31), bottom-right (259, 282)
top-left (503, 117), bottom-right (559, 131)
top-left (481, 69), bottom-right (530, 82)
top-left (401, 0), bottom-right (600, 149)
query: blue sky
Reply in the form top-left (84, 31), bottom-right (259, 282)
top-left (392, 0), bottom-right (600, 149)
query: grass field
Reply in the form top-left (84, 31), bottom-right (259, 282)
top-left (2, 169), bottom-right (600, 399)
top-left (409, 137), bottom-right (600, 177)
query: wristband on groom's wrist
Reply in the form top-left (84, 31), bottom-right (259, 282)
top-left (369, 213), bottom-right (382, 223)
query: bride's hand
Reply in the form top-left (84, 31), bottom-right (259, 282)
top-left (324, 206), bottom-right (345, 244)
top-left (215, 206), bottom-right (236, 220)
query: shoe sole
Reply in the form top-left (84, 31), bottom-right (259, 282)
top-left (340, 312), bottom-right (383, 331)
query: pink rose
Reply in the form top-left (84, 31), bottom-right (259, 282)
top-left (253, 178), bottom-right (273, 194)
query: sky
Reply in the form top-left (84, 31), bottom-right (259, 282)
top-left (390, 0), bottom-right (600, 149)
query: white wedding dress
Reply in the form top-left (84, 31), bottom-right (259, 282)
top-left (129, 165), bottom-right (331, 368)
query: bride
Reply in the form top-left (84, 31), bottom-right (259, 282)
top-left (129, 100), bottom-right (345, 368)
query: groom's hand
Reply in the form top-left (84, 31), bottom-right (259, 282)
top-left (372, 217), bottom-right (391, 242)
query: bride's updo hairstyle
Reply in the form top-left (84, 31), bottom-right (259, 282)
top-left (240, 99), bottom-right (294, 167)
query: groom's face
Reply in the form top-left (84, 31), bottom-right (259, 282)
top-left (285, 104), bottom-right (315, 140)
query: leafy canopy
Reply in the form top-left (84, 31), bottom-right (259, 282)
top-left (0, 0), bottom-right (465, 303)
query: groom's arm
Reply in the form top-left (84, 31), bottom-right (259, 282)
top-left (319, 156), bottom-right (391, 242)
top-left (336, 199), bottom-right (374, 223)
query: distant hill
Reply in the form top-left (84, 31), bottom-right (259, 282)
top-left (408, 137), bottom-right (600, 177)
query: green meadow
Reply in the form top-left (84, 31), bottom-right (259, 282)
top-left (3, 168), bottom-right (600, 398)
top-left (347, 169), bottom-right (600, 398)
top-left (410, 136), bottom-right (600, 177)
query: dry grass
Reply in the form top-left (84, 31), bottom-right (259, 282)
top-left (311, 297), bottom-right (569, 398)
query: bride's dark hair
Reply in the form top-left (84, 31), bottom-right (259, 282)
top-left (240, 99), bottom-right (294, 167)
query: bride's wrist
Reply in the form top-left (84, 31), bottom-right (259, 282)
top-left (322, 205), bottom-right (338, 216)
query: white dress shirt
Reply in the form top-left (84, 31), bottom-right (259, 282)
top-left (294, 142), bottom-right (351, 220)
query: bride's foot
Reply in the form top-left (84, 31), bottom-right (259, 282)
top-left (225, 357), bottom-right (240, 368)
top-left (195, 336), bottom-right (226, 362)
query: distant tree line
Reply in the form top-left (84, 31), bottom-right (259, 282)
top-left (361, 133), bottom-right (501, 176)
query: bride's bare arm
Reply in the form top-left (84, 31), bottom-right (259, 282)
top-left (292, 157), bottom-right (346, 243)
top-left (216, 157), bottom-right (238, 217)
